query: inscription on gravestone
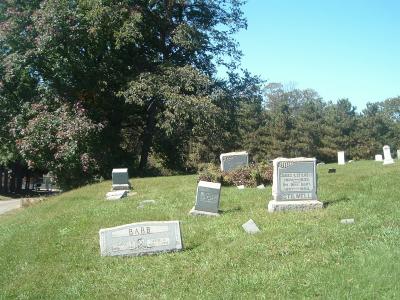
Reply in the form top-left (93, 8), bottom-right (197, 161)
top-left (99, 221), bottom-right (183, 256)
top-left (190, 181), bottom-right (221, 216)
top-left (220, 151), bottom-right (249, 172)
top-left (268, 157), bottom-right (323, 212)
top-left (112, 168), bottom-right (131, 191)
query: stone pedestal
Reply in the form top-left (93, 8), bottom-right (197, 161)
top-left (268, 200), bottom-right (323, 212)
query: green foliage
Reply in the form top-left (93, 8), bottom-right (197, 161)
top-left (10, 100), bottom-right (103, 189)
top-left (198, 163), bottom-right (273, 187)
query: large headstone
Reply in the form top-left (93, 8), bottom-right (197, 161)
top-left (375, 154), bottom-right (383, 162)
top-left (337, 151), bottom-right (345, 165)
top-left (268, 157), bottom-right (323, 212)
top-left (189, 181), bottom-right (221, 216)
top-left (99, 221), bottom-right (183, 257)
top-left (397, 149), bottom-right (400, 160)
top-left (382, 145), bottom-right (394, 165)
top-left (220, 151), bottom-right (249, 172)
top-left (112, 168), bottom-right (131, 191)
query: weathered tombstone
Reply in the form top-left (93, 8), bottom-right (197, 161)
top-left (220, 151), bottom-right (249, 172)
top-left (337, 151), bottom-right (345, 165)
top-left (375, 154), bottom-right (383, 162)
top-left (99, 221), bottom-right (183, 256)
top-left (257, 184), bottom-right (265, 189)
top-left (242, 219), bottom-right (260, 234)
top-left (268, 157), bottom-right (323, 212)
top-left (112, 168), bottom-right (131, 191)
top-left (397, 150), bottom-right (400, 160)
top-left (106, 190), bottom-right (127, 201)
top-left (237, 185), bottom-right (245, 189)
top-left (328, 168), bottom-right (336, 173)
top-left (189, 181), bottom-right (221, 216)
top-left (382, 145), bottom-right (394, 165)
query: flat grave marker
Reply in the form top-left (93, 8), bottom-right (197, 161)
top-left (99, 221), bottom-right (183, 257)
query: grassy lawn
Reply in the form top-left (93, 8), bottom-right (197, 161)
top-left (0, 160), bottom-right (399, 299)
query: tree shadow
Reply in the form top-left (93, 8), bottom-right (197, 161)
top-left (323, 196), bottom-right (350, 208)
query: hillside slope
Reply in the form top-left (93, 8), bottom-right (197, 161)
top-left (0, 161), bottom-right (399, 299)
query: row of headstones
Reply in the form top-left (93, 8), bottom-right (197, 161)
top-left (338, 145), bottom-right (399, 165)
top-left (99, 153), bottom-right (324, 257)
top-left (374, 145), bottom-right (399, 165)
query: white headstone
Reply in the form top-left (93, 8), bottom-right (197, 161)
top-left (382, 145), bottom-right (394, 165)
top-left (397, 149), bottom-right (400, 160)
top-left (112, 168), bottom-right (131, 191)
top-left (220, 151), bottom-right (249, 172)
top-left (337, 151), bottom-right (345, 165)
top-left (189, 181), bottom-right (221, 216)
top-left (99, 221), bottom-right (183, 256)
top-left (375, 154), bottom-right (383, 161)
top-left (237, 185), bottom-right (245, 189)
top-left (268, 157), bottom-right (323, 212)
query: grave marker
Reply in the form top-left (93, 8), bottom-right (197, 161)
top-left (268, 157), bottom-right (323, 212)
top-left (99, 221), bottom-right (183, 256)
top-left (375, 154), bottom-right (383, 162)
top-left (189, 181), bottom-right (221, 216)
top-left (337, 151), bottom-right (345, 165)
top-left (383, 145), bottom-right (394, 165)
top-left (112, 168), bottom-right (131, 191)
top-left (397, 149), bottom-right (400, 160)
top-left (220, 151), bottom-right (249, 172)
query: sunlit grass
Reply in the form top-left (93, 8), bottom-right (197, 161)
top-left (0, 160), bottom-right (399, 298)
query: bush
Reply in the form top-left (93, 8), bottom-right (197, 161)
top-left (198, 162), bottom-right (273, 187)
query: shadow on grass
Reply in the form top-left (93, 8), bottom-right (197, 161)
top-left (323, 196), bottom-right (351, 208)
top-left (220, 207), bottom-right (242, 214)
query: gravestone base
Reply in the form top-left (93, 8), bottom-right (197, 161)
top-left (106, 190), bottom-right (127, 201)
top-left (112, 184), bottom-right (131, 191)
top-left (267, 200), bottom-right (323, 213)
top-left (189, 206), bottom-right (220, 217)
top-left (383, 159), bottom-right (394, 165)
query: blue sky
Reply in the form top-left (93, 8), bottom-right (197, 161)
top-left (233, 0), bottom-right (400, 110)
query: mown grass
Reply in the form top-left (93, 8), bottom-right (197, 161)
top-left (0, 160), bottom-right (399, 299)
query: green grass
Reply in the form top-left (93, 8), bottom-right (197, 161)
top-left (0, 161), bottom-right (399, 299)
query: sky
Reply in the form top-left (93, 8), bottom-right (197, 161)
top-left (233, 0), bottom-right (400, 111)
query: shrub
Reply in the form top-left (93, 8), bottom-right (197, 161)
top-left (198, 163), bottom-right (273, 187)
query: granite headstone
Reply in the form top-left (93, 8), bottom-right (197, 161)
top-left (220, 151), bottom-right (249, 172)
top-left (99, 221), bottom-right (183, 256)
top-left (383, 145), bottom-right (394, 165)
top-left (268, 157), bottom-right (323, 212)
top-left (112, 168), bottom-right (131, 191)
top-left (337, 151), bottom-right (345, 165)
top-left (189, 181), bottom-right (221, 216)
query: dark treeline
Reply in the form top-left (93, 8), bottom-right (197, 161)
top-left (1, 1), bottom-right (399, 189)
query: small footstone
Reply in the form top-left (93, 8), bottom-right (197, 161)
top-left (189, 206), bottom-right (220, 217)
top-left (340, 218), bottom-right (355, 224)
top-left (139, 200), bottom-right (156, 205)
top-left (257, 184), bottom-right (265, 189)
top-left (328, 168), bottom-right (336, 173)
top-left (106, 190), bottom-right (127, 201)
top-left (242, 219), bottom-right (260, 234)
top-left (237, 185), bottom-right (245, 189)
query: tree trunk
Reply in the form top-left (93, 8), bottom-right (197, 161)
top-left (138, 100), bottom-right (158, 173)
top-left (15, 163), bottom-right (23, 193)
top-left (0, 167), bottom-right (3, 193)
top-left (3, 168), bottom-right (9, 193)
